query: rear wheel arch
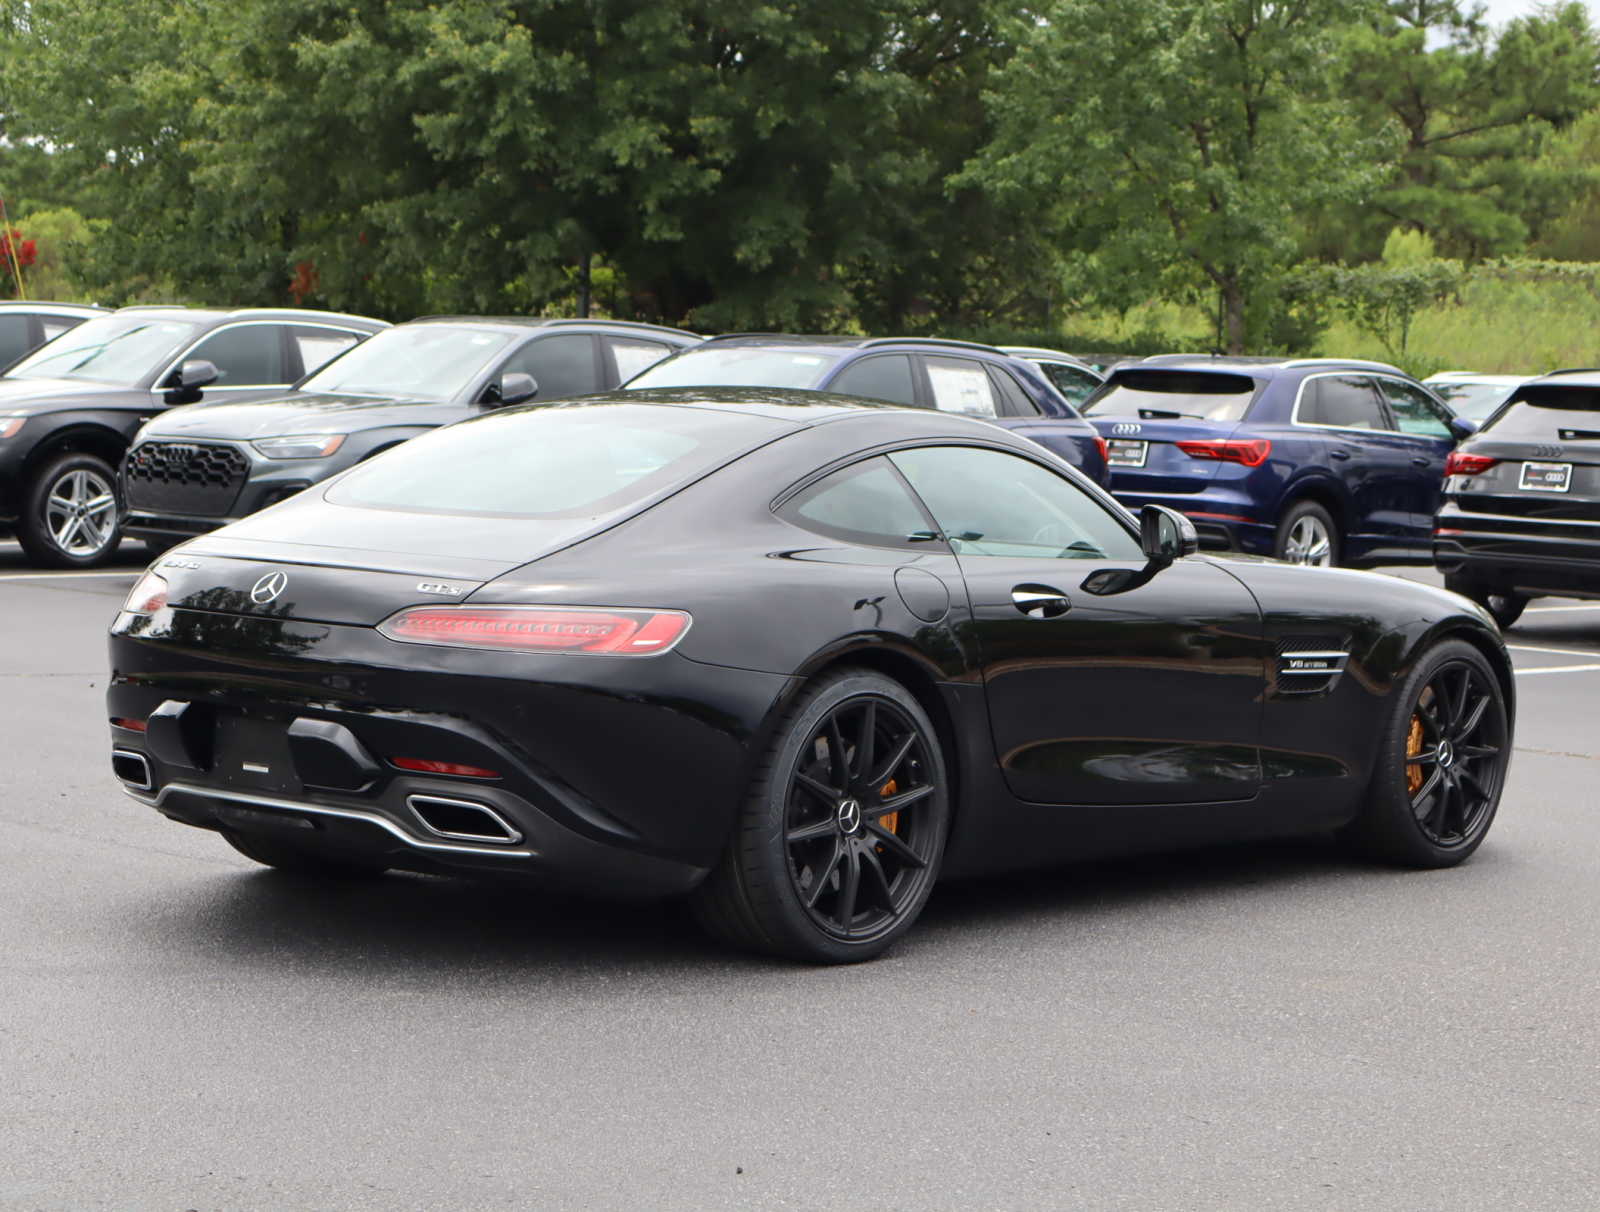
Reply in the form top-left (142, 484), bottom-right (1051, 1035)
top-left (1277, 476), bottom-right (1347, 536)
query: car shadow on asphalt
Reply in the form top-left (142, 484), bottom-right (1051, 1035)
top-left (128, 833), bottom-right (1399, 977)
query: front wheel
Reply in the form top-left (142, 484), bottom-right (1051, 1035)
top-left (1343, 639), bottom-right (1510, 868)
top-left (16, 452), bottom-right (123, 568)
top-left (690, 669), bottom-right (950, 963)
top-left (1443, 574), bottom-right (1528, 630)
top-left (1274, 500), bottom-right (1339, 567)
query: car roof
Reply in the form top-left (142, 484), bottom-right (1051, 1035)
top-left (406, 316), bottom-right (700, 341)
top-left (113, 305), bottom-right (389, 330)
top-left (547, 385), bottom-right (1012, 433)
top-left (1425, 372), bottom-right (1533, 384)
top-left (999, 346), bottom-right (1101, 369)
top-left (0, 300), bottom-right (108, 315)
top-left (1129, 354), bottom-right (1406, 377)
top-left (1526, 367), bottom-right (1600, 388)
top-left (695, 333), bottom-right (1010, 356)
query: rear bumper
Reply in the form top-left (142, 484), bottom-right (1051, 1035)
top-left (1433, 504), bottom-right (1600, 597)
top-left (107, 609), bottom-right (795, 893)
top-left (1110, 489), bottom-right (1277, 556)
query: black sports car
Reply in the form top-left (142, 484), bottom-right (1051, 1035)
top-left (108, 389), bottom-right (1516, 963)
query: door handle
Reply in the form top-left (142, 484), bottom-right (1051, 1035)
top-left (1012, 584), bottom-right (1071, 619)
top-left (1411, 456), bottom-right (1430, 467)
top-left (1329, 448), bottom-right (1351, 460)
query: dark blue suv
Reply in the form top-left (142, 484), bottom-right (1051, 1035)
top-left (1080, 357), bottom-right (1472, 566)
top-left (625, 334), bottom-right (1110, 486)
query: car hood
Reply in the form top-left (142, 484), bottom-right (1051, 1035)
top-left (0, 376), bottom-right (146, 414)
top-left (138, 391), bottom-right (459, 440)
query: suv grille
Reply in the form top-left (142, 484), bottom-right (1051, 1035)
top-left (124, 441), bottom-right (250, 517)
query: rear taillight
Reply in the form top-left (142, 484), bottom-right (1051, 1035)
top-left (122, 571), bottom-right (169, 615)
top-left (391, 757), bottom-right (500, 779)
top-left (1444, 452), bottom-right (1498, 476)
top-left (1174, 438), bottom-right (1271, 467)
top-left (378, 606), bottom-right (692, 656)
top-left (1093, 436), bottom-right (1109, 465)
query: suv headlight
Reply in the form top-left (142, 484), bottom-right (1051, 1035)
top-left (251, 434), bottom-right (346, 459)
top-left (0, 414), bottom-right (25, 440)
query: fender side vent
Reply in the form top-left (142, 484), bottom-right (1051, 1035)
top-left (1276, 636), bottom-right (1349, 695)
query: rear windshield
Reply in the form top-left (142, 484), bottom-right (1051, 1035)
top-left (302, 325), bottom-right (513, 401)
top-left (625, 346), bottom-right (845, 390)
top-left (1081, 370), bottom-right (1258, 422)
top-left (327, 402), bottom-right (787, 519)
top-left (1482, 386), bottom-right (1600, 441)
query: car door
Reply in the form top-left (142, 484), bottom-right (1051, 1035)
top-left (502, 333), bottom-right (603, 402)
top-left (1297, 373), bottom-right (1413, 550)
top-left (1374, 375), bottom-right (1456, 548)
top-left (890, 443), bottom-right (1265, 806)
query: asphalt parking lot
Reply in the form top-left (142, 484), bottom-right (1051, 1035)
top-left (2, 540), bottom-right (1597, 1210)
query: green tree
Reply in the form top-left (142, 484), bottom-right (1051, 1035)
top-left (1332, 1), bottom-right (1600, 261)
top-left (961, 0), bottom-right (1392, 353)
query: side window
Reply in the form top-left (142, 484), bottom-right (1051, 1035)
top-left (0, 314), bottom-right (35, 367)
top-left (777, 457), bottom-right (934, 550)
top-left (1040, 362), bottom-right (1101, 408)
top-left (183, 324), bottom-right (288, 386)
top-left (505, 334), bottom-right (600, 400)
top-left (609, 337), bottom-right (673, 385)
top-left (41, 316), bottom-right (86, 342)
top-left (829, 355), bottom-right (918, 406)
top-left (891, 445), bottom-right (1142, 561)
top-left (1300, 375), bottom-right (1385, 430)
top-left (1378, 378), bottom-right (1453, 439)
top-left (923, 356), bottom-right (998, 417)
top-left (293, 326), bottom-right (362, 377)
top-left (986, 365), bottom-right (1040, 416)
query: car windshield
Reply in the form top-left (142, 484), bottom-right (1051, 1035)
top-left (301, 325), bottom-right (514, 401)
top-left (1430, 380), bottom-right (1516, 422)
top-left (1481, 386), bottom-right (1600, 440)
top-left (625, 346), bottom-right (845, 390)
top-left (327, 401), bottom-right (788, 519)
top-left (7, 314), bottom-right (200, 386)
top-left (1081, 370), bottom-right (1258, 422)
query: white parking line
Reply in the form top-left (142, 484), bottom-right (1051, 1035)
top-left (1516, 664), bottom-right (1600, 676)
top-left (1507, 643), bottom-right (1600, 659)
top-left (1525, 604), bottom-right (1600, 613)
top-left (0, 570), bottom-right (140, 581)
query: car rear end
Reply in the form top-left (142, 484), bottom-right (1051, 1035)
top-left (1081, 366), bottom-right (1275, 552)
top-left (1434, 377), bottom-right (1600, 601)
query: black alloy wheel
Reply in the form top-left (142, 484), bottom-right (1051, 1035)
top-left (691, 669), bottom-right (950, 963)
top-left (1346, 639), bottom-right (1509, 867)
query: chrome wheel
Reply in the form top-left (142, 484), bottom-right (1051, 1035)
top-left (1404, 660), bottom-right (1506, 848)
top-left (1283, 514), bottom-right (1333, 566)
top-left (44, 467), bottom-right (118, 558)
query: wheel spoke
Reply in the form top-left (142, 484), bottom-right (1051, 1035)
top-left (803, 839), bottom-right (842, 909)
top-left (835, 848), bottom-right (860, 929)
top-left (56, 516), bottom-right (83, 548)
top-left (1410, 766), bottom-right (1443, 813)
top-left (867, 731), bottom-right (917, 788)
top-left (1459, 768), bottom-right (1489, 803)
top-left (859, 848), bottom-right (897, 915)
top-left (1426, 778), bottom-right (1455, 836)
top-left (824, 715), bottom-right (849, 789)
top-left (1417, 702), bottom-right (1445, 742)
top-left (786, 818), bottom-right (836, 845)
top-left (795, 770), bottom-right (841, 804)
top-left (83, 493), bottom-right (116, 517)
top-left (868, 784), bottom-right (934, 816)
top-left (1459, 743), bottom-right (1500, 760)
top-left (1456, 693), bottom-right (1489, 739)
top-left (853, 701), bottom-right (876, 781)
top-left (866, 821), bottom-right (926, 869)
top-left (1404, 750), bottom-right (1437, 766)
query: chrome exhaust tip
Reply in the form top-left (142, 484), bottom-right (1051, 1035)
top-left (111, 749), bottom-right (153, 792)
top-left (406, 795), bottom-right (522, 845)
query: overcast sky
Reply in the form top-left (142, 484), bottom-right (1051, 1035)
top-left (1479, 0), bottom-right (1594, 23)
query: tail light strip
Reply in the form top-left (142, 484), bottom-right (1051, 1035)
top-left (378, 605), bottom-right (691, 656)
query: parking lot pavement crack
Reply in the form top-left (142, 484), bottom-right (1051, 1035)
top-left (1514, 744), bottom-right (1600, 762)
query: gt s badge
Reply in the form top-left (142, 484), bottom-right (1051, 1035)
top-left (163, 558), bottom-right (201, 570)
top-left (417, 582), bottom-right (462, 596)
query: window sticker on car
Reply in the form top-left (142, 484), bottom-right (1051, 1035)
top-left (1518, 461), bottom-right (1572, 493)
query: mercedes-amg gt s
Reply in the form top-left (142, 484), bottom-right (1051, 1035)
top-left (107, 389), bottom-right (1515, 962)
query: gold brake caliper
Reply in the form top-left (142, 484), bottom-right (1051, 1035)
top-left (1406, 713), bottom-right (1425, 795)
top-left (878, 779), bottom-right (899, 842)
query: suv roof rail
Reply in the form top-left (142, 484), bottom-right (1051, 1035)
top-left (1280, 356), bottom-right (1404, 373)
top-left (1540, 366), bottom-right (1600, 378)
top-left (859, 336), bottom-right (1005, 354)
top-left (117, 304), bottom-right (190, 311)
top-left (411, 315), bottom-right (699, 339)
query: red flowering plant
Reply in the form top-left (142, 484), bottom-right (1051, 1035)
top-left (1, 229), bottom-right (37, 297)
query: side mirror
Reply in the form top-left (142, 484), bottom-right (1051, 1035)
top-left (1139, 504), bottom-right (1198, 565)
top-left (487, 373), bottom-right (538, 407)
top-left (1448, 416), bottom-right (1478, 441)
top-left (164, 359), bottom-right (219, 396)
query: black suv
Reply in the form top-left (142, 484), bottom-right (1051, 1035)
top-left (0, 306), bottom-right (387, 566)
top-left (0, 301), bottom-right (107, 369)
top-left (1434, 368), bottom-right (1600, 626)
top-left (625, 334), bottom-right (1109, 484)
top-left (121, 317), bottom-right (700, 548)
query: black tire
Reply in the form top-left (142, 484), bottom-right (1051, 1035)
top-left (690, 669), bottom-right (951, 963)
top-left (1344, 639), bottom-right (1510, 868)
top-left (1443, 573), bottom-right (1528, 630)
top-left (16, 451), bottom-right (123, 569)
top-left (223, 829), bottom-right (389, 879)
top-left (1273, 499), bottom-right (1340, 567)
